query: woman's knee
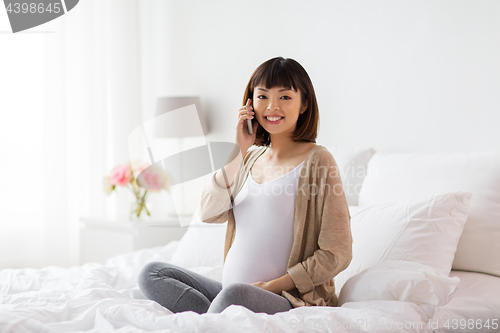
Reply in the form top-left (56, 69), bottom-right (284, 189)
top-left (207, 283), bottom-right (252, 313)
top-left (220, 282), bottom-right (254, 299)
top-left (138, 261), bottom-right (176, 289)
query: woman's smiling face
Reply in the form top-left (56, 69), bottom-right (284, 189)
top-left (253, 86), bottom-right (306, 138)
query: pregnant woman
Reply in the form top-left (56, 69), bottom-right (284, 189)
top-left (138, 57), bottom-right (353, 315)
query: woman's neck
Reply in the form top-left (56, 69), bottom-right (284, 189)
top-left (267, 136), bottom-right (311, 162)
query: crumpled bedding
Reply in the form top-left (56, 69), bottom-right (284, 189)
top-left (0, 241), bottom-right (489, 333)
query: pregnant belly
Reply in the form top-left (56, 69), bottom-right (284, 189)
top-left (221, 241), bottom-right (289, 288)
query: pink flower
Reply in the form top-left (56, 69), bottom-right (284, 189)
top-left (109, 164), bottom-right (133, 186)
top-left (136, 165), bottom-right (167, 191)
top-left (133, 162), bottom-right (150, 174)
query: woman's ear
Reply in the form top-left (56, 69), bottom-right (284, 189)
top-left (300, 102), bottom-right (308, 114)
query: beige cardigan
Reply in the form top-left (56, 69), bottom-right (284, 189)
top-left (197, 144), bottom-right (353, 308)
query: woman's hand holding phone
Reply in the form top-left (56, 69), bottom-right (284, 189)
top-left (214, 99), bottom-right (257, 190)
top-left (235, 98), bottom-right (258, 156)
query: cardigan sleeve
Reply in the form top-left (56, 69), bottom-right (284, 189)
top-left (287, 151), bottom-right (353, 294)
top-left (196, 172), bottom-right (233, 224)
top-left (197, 147), bottom-right (255, 224)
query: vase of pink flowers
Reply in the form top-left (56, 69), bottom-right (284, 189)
top-left (103, 161), bottom-right (170, 220)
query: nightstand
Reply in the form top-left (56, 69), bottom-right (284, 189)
top-left (79, 215), bottom-right (191, 265)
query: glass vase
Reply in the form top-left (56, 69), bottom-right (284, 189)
top-left (130, 190), bottom-right (151, 221)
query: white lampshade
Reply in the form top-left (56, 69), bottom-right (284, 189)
top-left (153, 96), bottom-right (208, 137)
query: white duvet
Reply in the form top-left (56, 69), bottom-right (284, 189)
top-left (0, 241), bottom-right (450, 333)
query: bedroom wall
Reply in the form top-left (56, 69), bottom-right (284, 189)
top-left (138, 0), bottom-right (500, 154)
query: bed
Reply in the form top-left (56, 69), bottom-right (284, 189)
top-left (1, 147), bottom-right (499, 333)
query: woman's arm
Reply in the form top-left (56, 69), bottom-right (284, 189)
top-left (214, 146), bottom-right (247, 189)
top-left (197, 146), bottom-right (251, 224)
top-left (286, 152), bottom-right (353, 294)
top-left (200, 98), bottom-right (256, 224)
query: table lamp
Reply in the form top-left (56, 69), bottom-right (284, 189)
top-left (152, 96), bottom-right (209, 218)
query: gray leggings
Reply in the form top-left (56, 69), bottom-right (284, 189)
top-left (138, 261), bottom-right (294, 315)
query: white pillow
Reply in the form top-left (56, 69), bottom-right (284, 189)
top-left (324, 147), bottom-right (376, 206)
top-left (169, 208), bottom-right (226, 269)
top-left (338, 260), bottom-right (461, 319)
top-left (348, 205), bottom-right (364, 216)
top-left (334, 191), bottom-right (472, 294)
top-left (358, 151), bottom-right (500, 277)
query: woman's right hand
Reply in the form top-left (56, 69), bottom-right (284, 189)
top-left (235, 98), bottom-right (258, 155)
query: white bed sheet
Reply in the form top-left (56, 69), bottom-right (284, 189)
top-left (0, 241), bottom-right (497, 333)
top-left (428, 271), bottom-right (500, 333)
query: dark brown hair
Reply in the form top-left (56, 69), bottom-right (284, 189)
top-left (243, 57), bottom-right (319, 146)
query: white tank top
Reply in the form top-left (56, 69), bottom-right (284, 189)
top-left (221, 160), bottom-right (304, 288)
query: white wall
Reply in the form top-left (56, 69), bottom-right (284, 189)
top-left (139, 0), bottom-right (500, 154)
top-left (0, 0), bottom-right (145, 268)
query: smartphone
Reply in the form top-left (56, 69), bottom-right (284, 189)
top-left (247, 119), bottom-right (253, 135)
top-left (247, 100), bottom-right (254, 135)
